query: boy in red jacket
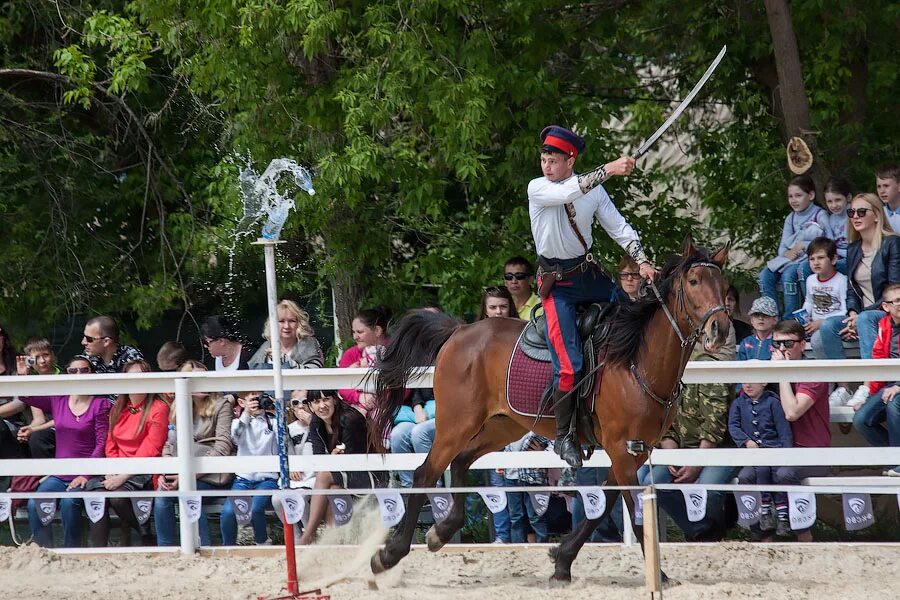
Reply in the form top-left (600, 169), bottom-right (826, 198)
top-left (850, 283), bottom-right (900, 475)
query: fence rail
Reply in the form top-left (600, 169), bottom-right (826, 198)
top-left (2, 361), bottom-right (898, 554)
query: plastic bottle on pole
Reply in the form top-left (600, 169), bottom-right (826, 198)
top-left (261, 203), bottom-right (291, 240)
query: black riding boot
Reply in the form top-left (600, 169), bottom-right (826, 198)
top-left (553, 388), bottom-right (582, 468)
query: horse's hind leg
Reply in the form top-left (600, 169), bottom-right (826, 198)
top-left (427, 416), bottom-right (525, 551)
top-left (549, 486), bottom-right (622, 582)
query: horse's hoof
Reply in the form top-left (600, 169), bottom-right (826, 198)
top-left (548, 574), bottom-right (572, 587)
top-left (370, 550), bottom-right (389, 574)
top-left (426, 525), bottom-right (445, 552)
top-left (661, 571), bottom-right (680, 588)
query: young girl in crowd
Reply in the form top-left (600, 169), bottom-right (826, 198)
top-left (22, 356), bottom-right (109, 547)
top-left (154, 360), bottom-right (235, 546)
top-left (92, 359), bottom-right (169, 546)
top-left (338, 307), bottom-right (390, 414)
top-left (479, 286), bottom-right (517, 319)
top-left (759, 174), bottom-right (826, 319)
top-left (249, 299), bottom-right (323, 369)
top-left (298, 389), bottom-right (381, 545)
top-left (797, 177), bottom-right (852, 285)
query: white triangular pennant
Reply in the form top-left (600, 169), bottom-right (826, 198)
top-left (842, 493), bottom-right (875, 531)
top-left (273, 491), bottom-right (305, 525)
top-left (788, 491), bottom-right (816, 531)
top-left (329, 494), bottom-right (354, 526)
top-left (478, 490), bottom-right (508, 514)
top-left (376, 490), bottom-right (405, 528)
top-left (427, 492), bottom-right (454, 523)
top-left (181, 495), bottom-right (202, 524)
top-left (0, 496), bottom-right (11, 522)
top-left (681, 487), bottom-right (708, 523)
top-left (735, 491), bottom-right (762, 528)
top-left (231, 496), bottom-right (253, 526)
top-left (578, 487), bottom-right (606, 520)
top-left (85, 496), bottom-right (106, 523)
top-left (528, 491), bottom-right (551, 517)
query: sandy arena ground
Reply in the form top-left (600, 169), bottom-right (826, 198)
top-left (1, 541), bottom-right (899, 599)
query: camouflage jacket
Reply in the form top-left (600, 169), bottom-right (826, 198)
top-left (663, 325), bottom-right (735, 449)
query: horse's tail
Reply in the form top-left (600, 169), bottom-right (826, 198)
top-left (368, 309), bottom-right (462, 452)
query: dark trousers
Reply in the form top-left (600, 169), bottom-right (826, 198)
top-left (539, 261), bottom-right (616, 391)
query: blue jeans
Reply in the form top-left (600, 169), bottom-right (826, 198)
top-left (28, 476), bottom-right (84, 547)
top-left (819, 309), bottom-right (886, 359)
top-left (154, 479), bottom-right (223, 546)
top-left (759, 263), bottom-right (802, 319)
top-left (505, 480), bottom-right (548, 543)
top-left (487, 470), bottom-right (511, 542)
top-left (888, 398), bottom-right (900, 447)
top-left (853, 389), bottom-right (890, 447)
top-left (389, 419), bottom-right (436, 487)
top-left (570, 467), bottom-right (623, 542)
top-left (220, 477), bottom-right (278, 545)
top-left (638, 464), bottom-right (739, 539)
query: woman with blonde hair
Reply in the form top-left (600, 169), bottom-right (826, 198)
top-left (819, 193), bottom-right (900, 391)
top-left (153, 360), bottom-right (235, 546)
top-left (249, 299), bottom-right (323, 369)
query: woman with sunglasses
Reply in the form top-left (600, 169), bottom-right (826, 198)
top-left (21, 356), bottom-right (110, 547)
top-left (298, 389), bottom-right (382, 545)
top-left (819, 193), bottom-right (900, 406)
top-left (615, 255), bottom-right (643, 302)
top-left (89, 359), bottom-right (170, 546)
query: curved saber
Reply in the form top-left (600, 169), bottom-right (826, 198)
top-left (633, 45), bottom-right (727, 159)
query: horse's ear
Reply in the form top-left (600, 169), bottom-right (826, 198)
top-left (681, 233), bottom-right (696, 256)
top-left (712, 240), bottom-right (731, 267)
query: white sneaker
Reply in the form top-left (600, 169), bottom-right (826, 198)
top-left (829, 387), bottom-right (850, 408)
top-left (847, 385), bottom-right (870, 409)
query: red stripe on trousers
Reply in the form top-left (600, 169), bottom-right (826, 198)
top-left (541, 289), bottom-right (575, 391)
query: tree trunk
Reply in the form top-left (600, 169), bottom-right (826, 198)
top-left (330, 266), bottom-right (364, 349)
top-left (763, 0), bottom-right (829, 190)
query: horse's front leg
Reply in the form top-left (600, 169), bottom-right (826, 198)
top-left (549, 486), bottom-right (622, 583)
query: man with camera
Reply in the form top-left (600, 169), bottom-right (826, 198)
top-left (219, 390), bottom-right (281, 546)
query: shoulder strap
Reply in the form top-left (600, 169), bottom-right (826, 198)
top-left (564, 203), bottom-right (590, 254)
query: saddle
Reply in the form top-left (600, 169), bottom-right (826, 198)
top-left (512, 303), bottom-right (616, 449)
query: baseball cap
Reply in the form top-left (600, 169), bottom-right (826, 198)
top-left (748, 296), bottom-right (778, 317)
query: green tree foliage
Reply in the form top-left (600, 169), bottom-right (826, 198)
top-left (1, 1), bottom-right (897, 340)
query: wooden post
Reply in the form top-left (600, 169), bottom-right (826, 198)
top-left (642, 485), bottom-right (662, 596)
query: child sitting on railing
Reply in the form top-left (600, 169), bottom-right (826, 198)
top-left (730, 382), bottom-right (793, 536)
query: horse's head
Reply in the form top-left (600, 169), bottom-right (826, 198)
top-left (674, 234), bottom-right (731, 352)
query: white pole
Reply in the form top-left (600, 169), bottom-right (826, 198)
top-left (263, 242), bottom-right (285, 406)
top-left (175, 377), bottom-right (197, 555)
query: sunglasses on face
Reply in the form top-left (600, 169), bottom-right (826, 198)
top-left (289, 399), bottom-right (307, 408)
top-left (66, 366), bottom-right (92, 374)
top-left (82, 335), bottom-right (110, 343)
top-left (882, 298), bottom-right (900, 307)
top-left (503, 272), bottom-right (530, 281)
top-left (846, 208), bottom-right (871, 218)
top-left (619, 271), bottom-right (641, 280)
top-left (772, 339), bottom-right (801, 349)
top-left (202, 336), bottom-right (221, 347)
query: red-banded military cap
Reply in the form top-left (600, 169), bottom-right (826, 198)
top-left (540, 125), bottom-right (585, 158)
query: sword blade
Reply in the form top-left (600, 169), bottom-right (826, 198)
top-left (633, 45), bottom-right (727, 159)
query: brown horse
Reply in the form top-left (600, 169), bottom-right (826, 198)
top-left (369, 236), bottom-right (730, 582)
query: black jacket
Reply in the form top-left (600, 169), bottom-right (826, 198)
top-left (310, 401), bottom-right (369, 455)
top-left (846, 236), bottom-right (900, 313)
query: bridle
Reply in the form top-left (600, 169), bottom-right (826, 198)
top-left (631, 260), bottom-right (727, 410)
top-left (648, 260), bottom-right (728, 348)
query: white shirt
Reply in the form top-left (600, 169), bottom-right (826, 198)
top-left (231, 411), bottom-right (279, 481)
top-left (802, 272), bottom-right (848, 321)
top-left (528, 174), bottom-right (640, 260)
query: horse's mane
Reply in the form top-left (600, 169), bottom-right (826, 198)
top-left (604, 247), bottom-right (715, 368)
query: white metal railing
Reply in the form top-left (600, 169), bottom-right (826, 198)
top-left (2, 361), bottom-right (899, 553)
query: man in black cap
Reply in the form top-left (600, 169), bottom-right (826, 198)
top-left (528, 125), bottom-right (657, 467)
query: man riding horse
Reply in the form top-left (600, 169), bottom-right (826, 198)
top-left (528, 125), bottom-right (659, 468)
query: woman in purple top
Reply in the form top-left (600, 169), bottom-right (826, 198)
top-left (23, 356), bottom-right (110, 547)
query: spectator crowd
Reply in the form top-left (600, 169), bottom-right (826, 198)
top-left (1, 164), bottom-right (899, 547)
